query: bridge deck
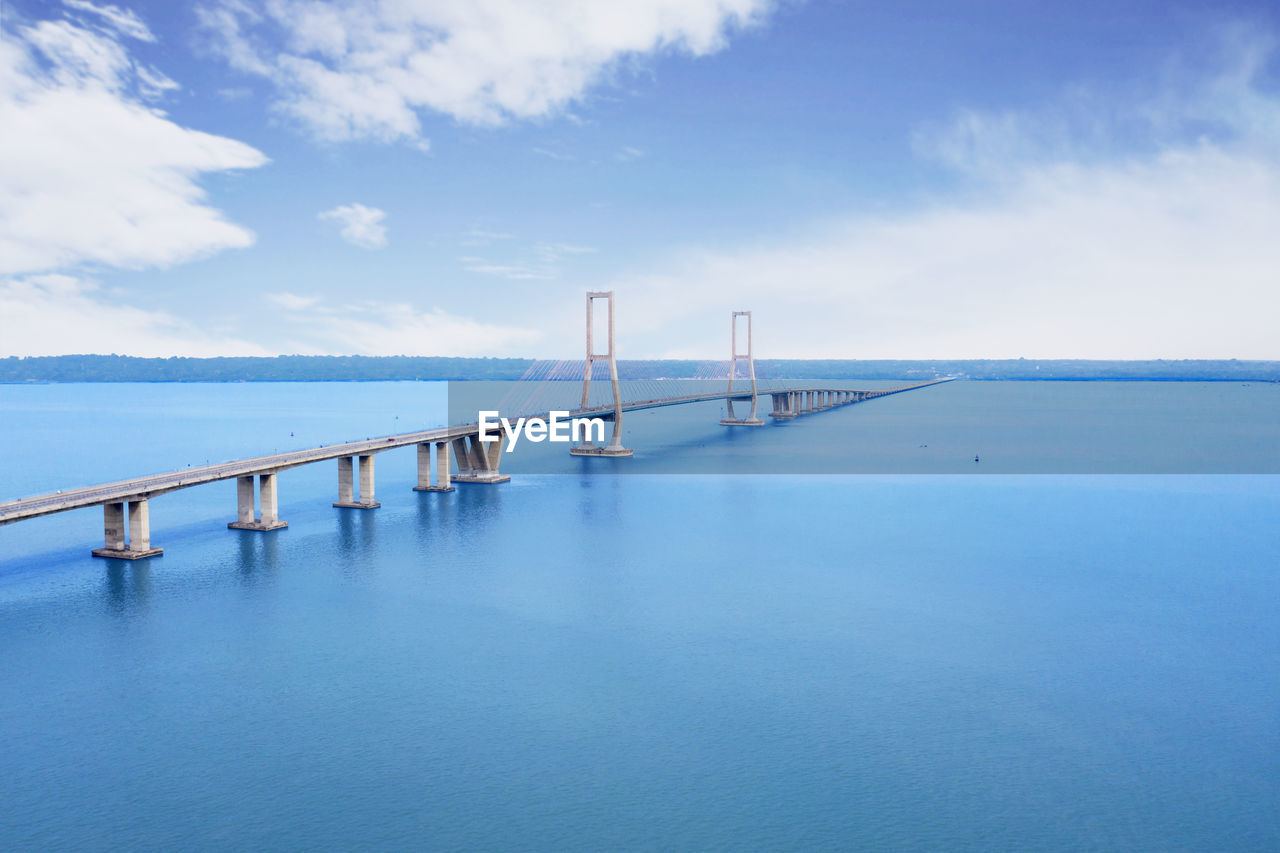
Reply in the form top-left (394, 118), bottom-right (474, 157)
top-left (0, 380), bottom-right (947, 525)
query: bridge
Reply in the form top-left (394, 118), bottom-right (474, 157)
top-left (0, 293), bottom-right (950, 559)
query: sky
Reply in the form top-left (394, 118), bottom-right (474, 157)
top-left (1, 0), bottom-right (1279, 360)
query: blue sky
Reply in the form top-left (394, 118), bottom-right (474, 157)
top-left (2, 0), bottom-right (1279, 358)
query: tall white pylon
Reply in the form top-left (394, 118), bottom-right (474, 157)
top-left (571, 291), bottom-right (633, 456)
top-left (721, 310), bottom-right (764, 425)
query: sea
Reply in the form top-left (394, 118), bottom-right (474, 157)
top-left (1, 380), bottom-right (1277, 850)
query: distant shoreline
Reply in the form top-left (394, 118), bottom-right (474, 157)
top-left (2, 355), bottom-right (1277, 383)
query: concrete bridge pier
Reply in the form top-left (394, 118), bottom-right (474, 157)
top-left (92, 499), bottom-right (162, 559)
top-left (453, 434), bottom-right (510, 484)
top-left (413, 441), bottom-right (455, 492)
top-left (333, 455), bottom-right (381, 508)
top-left (769, 391), bottom-right (797, 419)
top-left (229, 473), bottom-right (288, 531)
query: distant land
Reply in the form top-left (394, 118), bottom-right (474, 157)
top-left (2, 355), bottom-right (1277, 383)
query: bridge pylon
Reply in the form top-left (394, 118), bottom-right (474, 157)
top-left (721, 310), bottom-right (764, 426)
top-left (571, 290), bottom-right (633, 456)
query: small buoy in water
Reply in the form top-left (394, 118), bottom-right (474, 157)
top-left (974, 454), bottom-right (980, 463)
top-left (290, 431), bottom-right (294, 436)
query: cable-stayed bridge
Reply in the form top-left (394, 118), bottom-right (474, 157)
top-left (0, 293), bottom-right (950, 559)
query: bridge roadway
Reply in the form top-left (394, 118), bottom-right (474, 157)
top-left (0, 379), bottom-right (948, 530)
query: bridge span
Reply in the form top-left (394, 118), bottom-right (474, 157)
top-left (0, 294), bottom-right (950, 559)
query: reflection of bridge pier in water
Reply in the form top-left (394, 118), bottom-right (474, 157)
top-left (0, 291), bottom-right (952, 559)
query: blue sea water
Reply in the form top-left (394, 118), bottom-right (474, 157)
top-left (1, 382), bottom-right (1278, 850)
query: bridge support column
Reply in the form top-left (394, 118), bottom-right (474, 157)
top-left (360, 455), bottom-right (375, 504)
top-left (235, 476), bottom-right (254, 524)
top-left (571, 291), bottom-right (633, 457)
top-left (128, 499), bottom-right (151, 550)
top-left (229, 473), bottom-right (288, 531)
top-left (93, 499), bottom-right (163, 559)
top-left (769, 391), bottom-right (797, 419)
top-left (104, 502), bottom-right (124, 550)
top-left (334, 455), bottom-right (381, 508)
top-left (337, 457), bottom-right (354, 502)
top-left (261, 474), bottom-right (280, 526)
top-left (454, 434), bottom-right (510, 484)
top-left (414, 441), bottom-right (455, 492)
top-left (722, 310), bottom-right (764, 426)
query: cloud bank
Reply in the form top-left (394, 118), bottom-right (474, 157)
top-left (1, 275), bottom-right (270, 356)
top-left (614, 31), bottom-right (1280, 360)
top-left (267, 292), bottom-right (541, 356)
top-left (198, 0), bottom-right (772, 144)
top-left (0, 8), bottom-right (268, 276)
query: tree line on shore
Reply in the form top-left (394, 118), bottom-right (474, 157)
top-left (1, 354), bottom-right (1276, 382)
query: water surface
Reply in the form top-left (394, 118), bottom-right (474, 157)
top-left (1, 382), bottom-right (1277, 850)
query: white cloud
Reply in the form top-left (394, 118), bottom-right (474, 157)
top-left (535, 242), bottom-right (595, 261)
top-left (616, 145), bottom-right (645, 162)
top-left (0, 275), bottom-right (537, 357)
top-left (267, 291), bottom-right (322, 311)
top-left (0, 13), bottom-right (268, 276)
top-left (134, 64), bottom-right (180, 98)
top-left (318, 203), bottom-right (388, 249)
top-left (62, 0), bottom-right (157, 43)
top-left (0, 275), bottom-right (271, 356)
top-left (463, 263), bottom-right (553, 281)
top-left (198, 0), bottom-right (773, 144)
top-left (611, 35), bottom-right (1280, 360)
top-left (267, 293), bottom-right (541, 356)
top-left (532, 146), bottom-right (575, 161)
top-left (460, 227), bottom-right (514, 246)
top-left (913, 26), bottom-right (1280, 178)
top-left (461, 241), bottom-right (595, 280)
